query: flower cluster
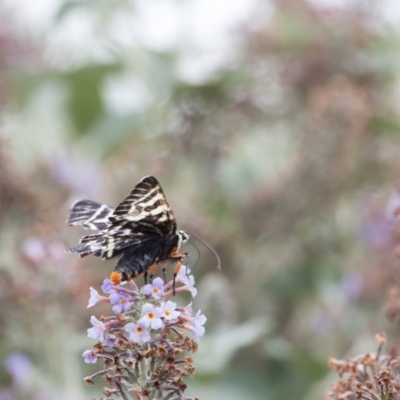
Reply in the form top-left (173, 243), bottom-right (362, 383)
top-left (82, 265), bottom-right (205, 400)
top-left (326, 333), bottom-right (400, 400)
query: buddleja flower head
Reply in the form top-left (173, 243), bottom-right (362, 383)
top-left (82, 264), bottom-right (204, 400)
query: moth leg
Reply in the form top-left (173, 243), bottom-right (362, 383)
top-left (159, 261), bottom-right (167, 282)
top-left (167, 247), bottom-right (188, 295)
top-left (171, 260), bottom-right (185, 295)
top-left (177, 253), bottom-right (189, 276)
top-left (169, 255), bottom-right (187, 296)
top-left (173, 260), bottom-right (183, 276)
top-left (143, 269), bottom-right (148, 285)
top-left (148, 262), bottom-right (157, 282)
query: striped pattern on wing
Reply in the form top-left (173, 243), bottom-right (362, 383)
top-left (66, 175), bottom-right (188, 280)
top-left (67, 176), bottom-right (178, 260)
top-left (100, 176), bottom-right (177, 259)
top-left (66, 200), bottom-right (113, 231)
top-left (67, 235), bottom-right (105, 258)
top-left (109, 176), bottom-right (177, 237)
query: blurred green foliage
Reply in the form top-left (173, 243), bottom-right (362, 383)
top-left (1, 0), bottom-right (400, 399)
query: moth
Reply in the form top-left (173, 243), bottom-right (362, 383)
top-left (66, 176), bottom-right (220, 284)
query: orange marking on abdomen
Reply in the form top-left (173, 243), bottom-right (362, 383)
top-left (169, 246), bottom-right (178, 257)
top-left (110, 271), bottom-right (122, 285)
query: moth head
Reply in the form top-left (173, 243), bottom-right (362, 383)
top-left (177, 230), bottom-right (189, 248)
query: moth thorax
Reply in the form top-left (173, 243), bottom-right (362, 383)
top-left (177, 230), bottom-right (189, 249)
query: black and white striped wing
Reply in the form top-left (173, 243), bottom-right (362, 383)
top-left (100, 176), bottom-right (178, 259)
top-left (66, 176), bottom-right (178, 262)
top-left (110, 176), bottom-right (177, 235)
top-left (66, 200), bottom-right (114, 232)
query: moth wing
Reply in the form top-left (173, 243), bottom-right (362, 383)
top-left (109, 176), bottom-right (177, 237)
top-left (67, 200), bottom-right (113, 231)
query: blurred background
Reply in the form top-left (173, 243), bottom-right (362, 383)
top-left (2, 0), bottom-right (400, 399)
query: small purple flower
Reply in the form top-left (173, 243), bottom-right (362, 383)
top-left (87, 287), bottom-right (109, 308)
top-left (109, 291), bottom-right (132, 314)
top-left (181, 310), bottom-right (207, 339)
top-left (192, 310), bottom-right (207, 338)
top-left (177, 264), bottom-right (193, 285)
top-left (141, 303), bottom-right (164, 330)
top-left (101, 278), bottom-right (113, 293)
top-left (178, 302), bottom-right (193, 316)
top-left (105, 334), bottom-right (118, 348)
top-left (185, 302), bottom-right (193, 315)
top-left (176, 265), bottom-right (197, 297)
top-left (192, 324), bottom-right (205, 339)
top-left (125, 320), bottom-right (151, 343)
top-left (143, 277), bottom-right (164, 299)
top-left (87, 316), bottom-right (106, 342)
top-left (193, 310), bottom-right (207, 327)
top-left (159, 301), bottom-right (180, 320)
top-left (88, 287), bottom-right (100, 308)
top-left (82, 349), bottom-right (98, 364)
top-left (187, 285), bottom-right (197, 298)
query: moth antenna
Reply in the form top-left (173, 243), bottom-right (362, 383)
top-left (186, 240), bottom-right (201, 270)
top-left (188, 234), bottom-right (221, 271)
